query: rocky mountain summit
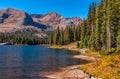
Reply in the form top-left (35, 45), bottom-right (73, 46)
top-left (31, 12), bottom-right (83, 30)
top-left (0, 8), bottom-right (47, 33)
top-left (0, 8), bottom-right (83, 33)
top-left (0, 8), bottom-right (34, 25)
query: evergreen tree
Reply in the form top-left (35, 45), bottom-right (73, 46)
top-left (116, 0), bottom-right (120, 51)
top-left (101, 0), bottom-right (107, 50)
top-left (73, 27), bottom-right (77, 41)
top-left (49, 33), bottom-right (53, 45)
top-left (110, 0), bottom-right (120, 49)
top-left (80, 20), bottom-right (86, 48)
top-left (117, 25), bottom-right (120, 51)
top-left (58, 31), bottom-right (63, 45)
top-left (53, 27), bottom-right (60, 45)
top-left (64, 26), bottom-right (70, 44)
top-left (95, 0), bottom-right (104, 51)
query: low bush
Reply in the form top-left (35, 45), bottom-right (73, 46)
top-left (114, 54), bottom-right (120, 67)
top-left (117, 70), bottom-right (120, 76)
top-left (109, 48), bottom-right (116, 54)
top-left (77, 41), bottom-right (80, 48)
top-left (99, 50), bottom-right (109, 55)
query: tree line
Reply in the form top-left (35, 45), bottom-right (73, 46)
top-left (0, 33), bottom-right (48, 45)
top-left (49, 0), bottom-right (120, 54)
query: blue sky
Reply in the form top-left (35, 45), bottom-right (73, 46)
top-left (0, 0), bottom-right (99, 18)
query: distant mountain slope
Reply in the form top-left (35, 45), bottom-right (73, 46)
top-left (0, 8), bottom-right (83, 33)
top-left (0, 8), bottom-right (47, 33)
top-left (0, 8), bottom-right (34, 25)
top-left (31, 12), bottom-right (83, 30)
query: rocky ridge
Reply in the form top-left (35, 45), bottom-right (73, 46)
top-left (0, 8), bottom-right (83, 33)
top-left (31, 12), bottom-right (83, 30)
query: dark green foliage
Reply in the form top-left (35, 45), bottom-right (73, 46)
top-left (117, 70), bottom-right (120, 76)
top-left (58, 31), bottom-right (63, 46)
top-left (99, 50), bottom-right (109, 55)
top-left (49, 26), bottom-right (76, 46)
top-left (80, 20), bottom-right (87, 48)
top-left (95, 0), bottom-right (120, 53)
top-left (53, 27), bottom-right (60, 45)
top-left (85, 2), bottom-right (97, 50)
top-left (117, 28), bottom-right (120, 51)
top-left (77, 41), bottom-right (80, 48)
top-left (49, 33), bottom-right (53, 45)
top-left (95, 1), bottom-right (103, 51)
top-left (0, 33), bottom-right (48, 45)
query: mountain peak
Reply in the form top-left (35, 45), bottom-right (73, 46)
top-left (0, 8), bottom-right (36, 26)
top-left (46, 11), bottom-right (61, 17)
top-left (0, 8), bottom-right (83, 33)
top-left (49, 11), bottom-right (58, 14)
top-left (3, 8), bottom-right (21, 13)
top-left (31, 11), bottom-right (83, 29)
top-left (5, 8), bottom-right (15, 11)
top-left (0, 8), bottom-right (47, 33)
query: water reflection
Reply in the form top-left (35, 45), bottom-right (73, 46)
top-left (0, 46), bottom-right (88, 79)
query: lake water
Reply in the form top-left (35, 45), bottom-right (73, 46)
top-left (0, 45), bottom-right (88, 79)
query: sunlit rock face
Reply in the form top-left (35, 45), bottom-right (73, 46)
top-left (31, 12), bottom-right (83, 30)
top-left (0, 8), bottom-right (47, 33)
top-left (0, 8), bottom-right (34, 25)
top-left (0, 8), bottom-right (83, 33)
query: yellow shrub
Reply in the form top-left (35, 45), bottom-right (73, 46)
top-left (100, 58), bottom-right (110, 67)
top-left (110, 48), bottom-right (116, 53)
top-left (114, 54), bottom-right (120, 68)
top-left (81, 55), bottom-right (120, 79)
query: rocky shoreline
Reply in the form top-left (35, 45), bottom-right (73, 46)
top-left (48, 43), bottom-right (101, 79)
top-left (36, 65), bottom-right (101, 79)
top-left (36, 65), bottom-right (90, 79)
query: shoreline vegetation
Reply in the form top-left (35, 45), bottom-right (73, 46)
top-left (49, 42), bottom-right (120, 79)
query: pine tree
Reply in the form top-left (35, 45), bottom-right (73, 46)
top-left (105, 0), bottom-right (112, 51)
top-left (117, 26), bottom-right (120, 51)
top-left (74, 27), bottom-right (77, 41)
top-left (100, 0), bottom-right (107, 50)
top-left (53, 27), bottom-right (60, 45)
top-left (110, 0), bottom-right (120, 49)
top-left (95, 0), bottom-right (104, 51)
top-left (86, 2), bottom-right (96, 49)
top-left (64, 26), bottom-right (70, 44)
top-left (86, 5), bottom-right (92, 48)
top-left (49, 33), bottom-right (53, 45)
top-left (116, 0), bottom-right (120, 51)
top-left (80, 20), bottom-right (86, 48)
top-left (77, 25), bottom-right (81, 41)
top-left (58, 31), bottom-right (63, 45)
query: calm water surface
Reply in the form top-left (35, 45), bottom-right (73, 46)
top-left (0, 45), bottom-right (88, 79)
